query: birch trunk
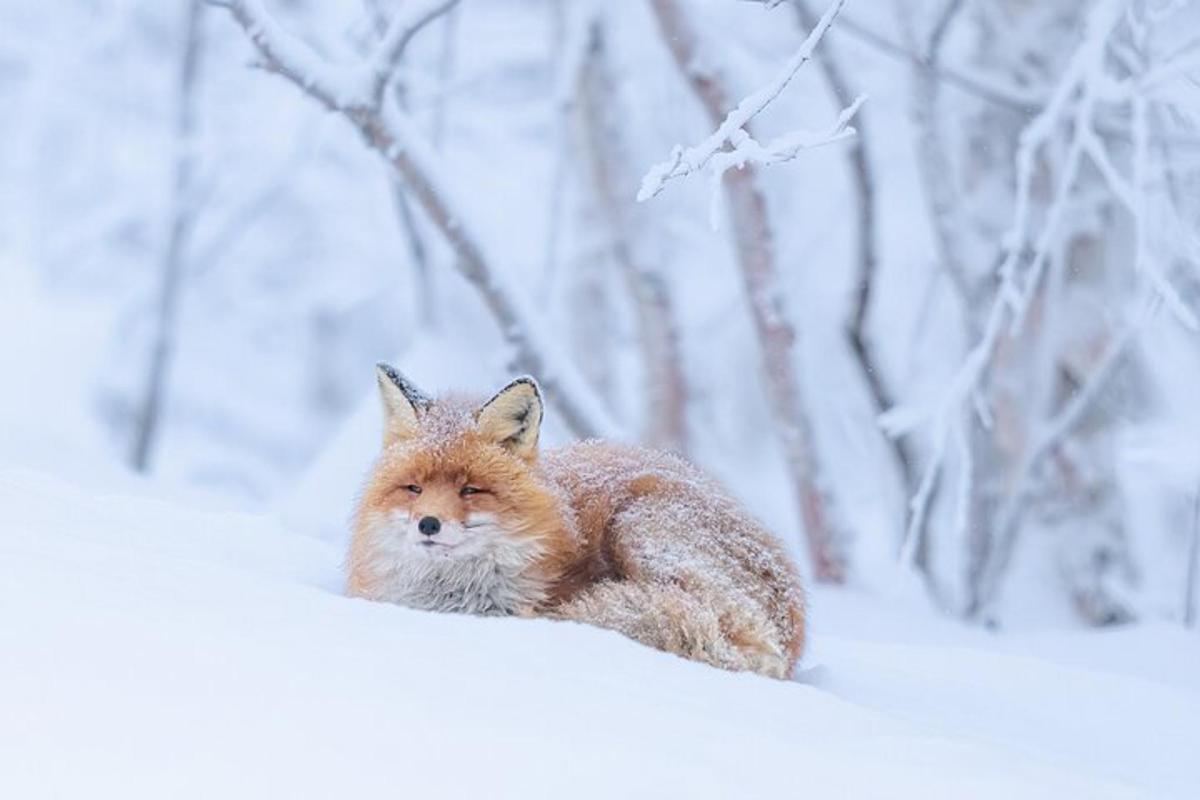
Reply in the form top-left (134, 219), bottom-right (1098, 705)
top-left (648, 0), bottom-right (847, 581)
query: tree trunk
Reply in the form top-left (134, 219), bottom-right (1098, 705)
top-left (576, 20), bottom-right (689, 452)
top-left (129, 0), bottom-right (204, 472)
top-left (794, 0), bottom-right (918, 541)
top-left (648, 0), bottom-right (847, 581)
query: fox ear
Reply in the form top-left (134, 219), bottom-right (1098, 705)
top-left (475, 377), bottom-right (543, 458)
top-left (376, 363), bottom-right (429, 445)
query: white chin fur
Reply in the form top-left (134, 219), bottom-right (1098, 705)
top-left (364, 513), bottom-right (547, 615)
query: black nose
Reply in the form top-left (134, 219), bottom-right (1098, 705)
top-left (418, 516), bottom-right (441, 537)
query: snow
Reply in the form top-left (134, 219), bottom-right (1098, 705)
top-left (2, 466), bottom-right (1196, 798)
top-left (4, 0), bottom-right (1200, 795)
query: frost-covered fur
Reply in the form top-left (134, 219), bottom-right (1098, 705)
top-left (355, 511), bottom-right (547, 614)
top-left (348, 368), bottom-right (806, 679)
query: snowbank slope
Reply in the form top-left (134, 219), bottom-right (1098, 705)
top-left (2, 470), bottom-right (1195, 798)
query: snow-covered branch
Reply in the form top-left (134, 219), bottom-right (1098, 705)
top-left (208, 0), bottom-right (459, 111)
top-left (368, 0), bottom-right (460, 106)
top-left (887, 0), bottom-right (1199, 569)
top-left (637, 0), bottom-right (864, 213)
top-left (210, 0), bottom-right (623, 441)
top-left (208, 0), bottom-right (372, 111)
top-left (972, 319), bottom-right (1139, 616)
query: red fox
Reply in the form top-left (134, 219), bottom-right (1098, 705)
top-left (348, 366), bottom-right (806, 678)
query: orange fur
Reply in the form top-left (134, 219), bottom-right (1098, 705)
top-left (348, 375), bottom-right (806, 679)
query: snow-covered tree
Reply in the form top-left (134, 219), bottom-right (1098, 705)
top-left (5, 0), bottom-right (1199, 627)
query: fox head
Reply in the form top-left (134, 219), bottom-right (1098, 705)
top-left (351, 365), bottom-right (570, 612)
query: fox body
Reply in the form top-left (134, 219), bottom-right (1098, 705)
top-left (348, 367), bottom-right (806, 678)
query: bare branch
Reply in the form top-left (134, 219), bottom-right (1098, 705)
top-left (212, 0), bottom-right (623, 440)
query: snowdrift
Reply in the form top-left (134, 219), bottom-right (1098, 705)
top-left (2, 469), bottom-right (1196, 799)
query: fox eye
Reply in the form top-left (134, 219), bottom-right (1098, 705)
top-left (460, 486), bottom-right (485, 497)
top-left (404, 484), bottom-right (422, 495)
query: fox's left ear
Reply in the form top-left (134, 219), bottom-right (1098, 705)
top-left (376, 363), bottom-right (429, 445)
top-left (476, 377), bottom-right (543, 458)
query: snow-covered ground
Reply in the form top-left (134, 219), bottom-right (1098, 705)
top-left (4, 1), bottom-right (1200, 796)
top-left (2, 466), bottom-right (1196, 799)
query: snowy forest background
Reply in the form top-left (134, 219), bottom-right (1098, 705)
top-left (3, 0), bottom-right (1200, 633)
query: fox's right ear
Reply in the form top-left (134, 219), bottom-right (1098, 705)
top-left (376, 363), bottom-right (429, 445)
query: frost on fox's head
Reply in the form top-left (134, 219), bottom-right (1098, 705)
top-left (349, 365), bottom-right (567, 613)
top-left (376, 363), bottom-right (543, 457)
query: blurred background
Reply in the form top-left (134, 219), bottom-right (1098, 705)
top-left (2, 0), bottom-right (1199, 632)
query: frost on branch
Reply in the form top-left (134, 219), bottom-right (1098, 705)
top-left (637, 0), bottom-right (865, 229)
top-left (885, 0), bottom-right (1200, 619)
top-left (209, 0), bottom-right (623, 442)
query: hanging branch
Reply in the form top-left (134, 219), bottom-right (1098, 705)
top-left (208, 0), bottom-right (623, 440)
top-left (638, 0), bottom-right (865, 225)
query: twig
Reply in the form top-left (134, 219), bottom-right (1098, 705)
top-left (743, 0), bottom-right (1044, 111)
top-left (638, 0), bottom-right (863, 210)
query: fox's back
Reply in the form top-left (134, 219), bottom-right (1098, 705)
top-left (541, 440), bottom-right (733, 539)
top-left (540, 440), bottom-right (806, 664)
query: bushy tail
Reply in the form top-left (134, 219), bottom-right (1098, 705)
top-left (550, 581), bottom-right (793, 679)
